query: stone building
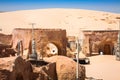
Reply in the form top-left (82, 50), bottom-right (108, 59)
top-left (12, 28), bottom-right (67, 56)
top-left (0, 33), bottom-right (12, 45)
top-left (0, 33), bottom-right (15, 57)
top-left (67, 30), bottom-right (119, 56)
top-left (82, 30), bottom-right (118, 56)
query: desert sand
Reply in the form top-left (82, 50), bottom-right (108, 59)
top-left (0, 8), bottom-right (120, 80)
top-left (85, 55), bottom-right (120, 80)
top-left (0, 8), bottom-right (120, 36)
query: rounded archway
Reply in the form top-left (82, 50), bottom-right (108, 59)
top-left (44, 42), bottom-right (58, 55)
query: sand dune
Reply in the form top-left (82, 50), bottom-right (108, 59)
top-left (0, 8), bottom-right (120, 36)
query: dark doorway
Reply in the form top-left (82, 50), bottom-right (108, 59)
top-left (104, 44), bottom-right (111, 55)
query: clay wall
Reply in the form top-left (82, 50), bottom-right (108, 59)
top-left (83, 31), bottom-right (118, 56)
top-left (12, 28), bottom-right (67, 56)
top-left (0, 33), bottom-right (13, 57)
top-left (0, 33), bottom-right (12, 45)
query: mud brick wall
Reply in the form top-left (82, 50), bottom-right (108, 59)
top-left (83, 31), bottom-right (118, 56)
top-left (12, 28), bottom-right (67, 56)
top-left (0, 33), bottom-right (12, 51)
top-left (0, 33), bottom-right (12, 45)
top-left (0, 33), bottom-right (12, 57)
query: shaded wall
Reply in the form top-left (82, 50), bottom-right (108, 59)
top-left (0, 33), bottom-right (12, 45)
top-left (0, 33), bottom-right (13, 57)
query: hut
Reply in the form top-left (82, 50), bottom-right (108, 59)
top-left (82, 30), bottom-right (119, 56)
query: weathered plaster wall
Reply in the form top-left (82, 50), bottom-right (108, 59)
top-left (12, 28), bottom-right (67, 56)
top-left (83, 31), bottom-right (118, 56)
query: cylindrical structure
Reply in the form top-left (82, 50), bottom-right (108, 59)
top-left (117, 21), bottom-right (120, 60)
top-left (29, 23), bottom-right (38, 60)
top-left (17, 41), bottom-right (21, 56)
top-left (32, 39), bottom-right (36, 55)
top-left (118, 21), bottom-right (120, 54)
top-left (17, 40), bottom-right (23, 56)
top-left (76, 38), bottom-right (80, 80)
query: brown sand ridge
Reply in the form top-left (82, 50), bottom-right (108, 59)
top-left (0, 56), bottom-right (85, 80)
top-left (0, 8), bottom-right (120, 36)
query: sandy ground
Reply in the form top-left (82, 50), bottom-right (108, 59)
top-left (0, 55), bottom-right (120, 80)
top-left (85, 55), bottom-right (120, 80)
top-left (0, 9), bottom-right (120, 36)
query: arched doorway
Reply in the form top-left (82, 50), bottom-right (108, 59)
top-left (45, 42), bottom-right (58, 55)
top-left (104, 44), bottom-right (111, 55)
top-left (98, 42), bottom-right (114, 55)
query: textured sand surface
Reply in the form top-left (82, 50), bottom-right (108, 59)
top-left (0, 8), bottom-right (120, 36)
top-left (85, 55), bottom-right (120, 80)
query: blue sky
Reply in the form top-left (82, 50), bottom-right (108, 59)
top-left (0, 0), bottom-right (120, 13)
